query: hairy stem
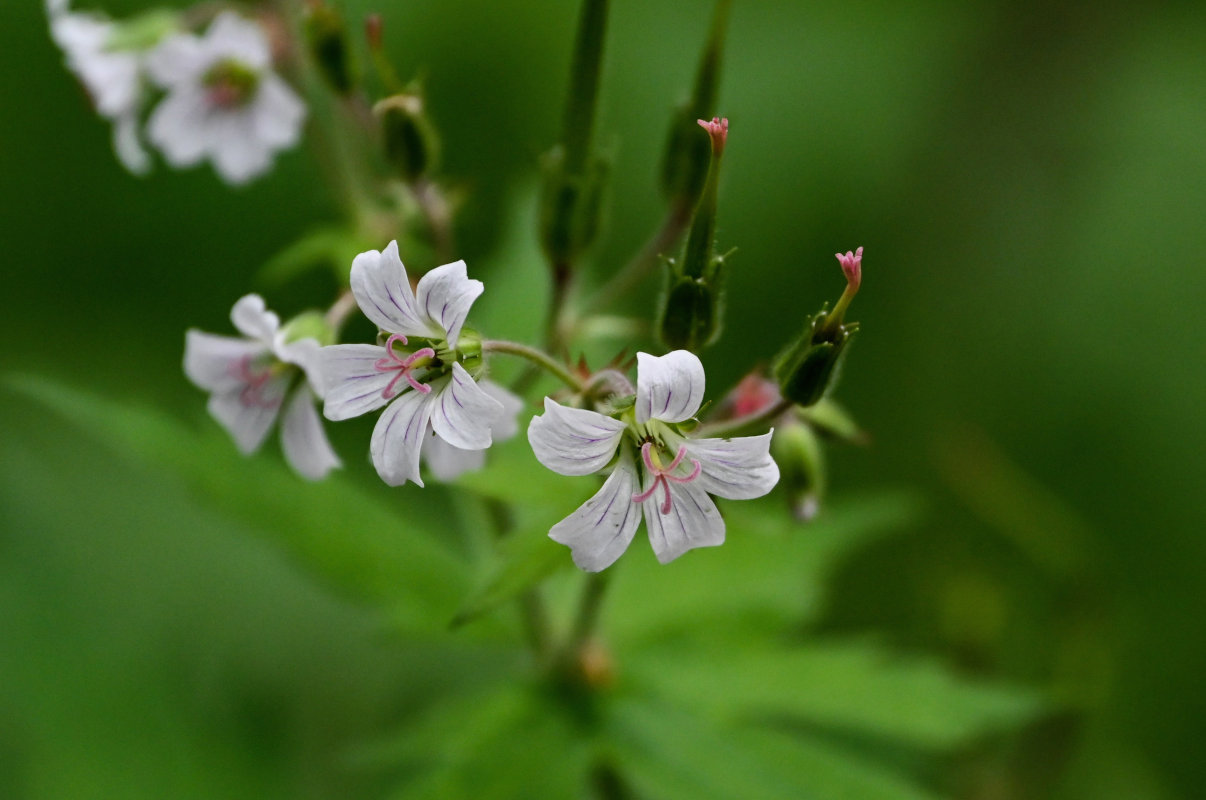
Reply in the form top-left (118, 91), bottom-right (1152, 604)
top-left (482, 339), bottom-right (584, 392)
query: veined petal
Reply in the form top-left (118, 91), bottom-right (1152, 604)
top-left (422, 431), bottom-right (485, 482)
top-left (145, 31), bottom-right (207, 88)
top-left (550, 457), bottom-right (642, 572)
top-left (682, 431), bottom-right (780, 500)
top-left (349, 241), bottom-right (436, 338)
top-left (147, 85), bottom-right (210, 166)
top-left (230, 294), bottom-right (279, 343)
top-left (635, 350), bottom-right (706, 425)
top-left (252, 74), bottom-right (305, 148)
top-left (112, 112), bottom-right (151, 176)
top-left (642, 480), bottom-right (725, 564)
top-left (527, 397), bottom-right (626, 476)
top-left (280, 385), bottom-right (341, 480)
top-left (414, 260), bottom-right (483, 347)
top-left (480, 380), bottom-right (525, 441)
top-left (370, 387), bottom-right (434, 487)
top-left (202, 12), bottom-right (271, 70)
top-left (429, 363), bottom-right (503, 451)
top-left (318, 343), bottom-right (395, 421)
top-left (184, 330), bottom-right (268, 393)
top-left (207, 373), bottom-right (290, 454)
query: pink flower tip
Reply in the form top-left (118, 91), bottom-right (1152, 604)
top-left (697, 116), bottom-right (728, 154)
top-left (835, 246), bottom-right (863, 291)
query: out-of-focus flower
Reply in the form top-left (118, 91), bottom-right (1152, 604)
top-left (146, 11), bottom-right (305, 184)
top-left (48, 4), bottom-right (151, 174)
top-left (528, 350), bottom-right (779, 571)
top-left (185, 295), bottom-right (340, 480)
top-left (319, 242), bottom-right (504, 487)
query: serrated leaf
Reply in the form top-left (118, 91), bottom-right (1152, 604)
top-left (4, 373), bottom-right (469, 629)
top-left (627, 639), bottom-right (1046, 752)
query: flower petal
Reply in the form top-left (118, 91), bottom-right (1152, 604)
top-left (112, 112), bottom-right (151, 176)
top-left (682, 431), bottom-right (779, 500)
top-left (210, 111), bottom-right (273, 185)
top-left (527, 397), bottom-right (626, 476)
top-left (207, 373), bottom-right (290, 454)
top-left (202, 12), bottom-right (271, 70)
top-left (252, 74), bottom-right (305, 148)
top-left (429, 363), bottom-right (503, 451)
top-left (318, 343), bottom-right (395, 421)
top-left (550, 457), bottom-right (642, 572)
top-left (230, 294), bottom-right (279, 342)
top-left (421, 430), bottom-right (485, 482)
top-left (144, 31), bottom-right (207, 88)
top-left (349, 241), bottom-right (437, 337)
top-left (147, 85), bottom-right (210, 166)
top-left (635, 350), bottom-right (706, 425)
top-left (280, 385), bottom-right (341, 480)
top-left (275, 337), bottom-right (325, 395)
top-left (414, 260), bottom-right (483, 347)
top-left (370, 387), bottom-right (434, 487)
top-left (184, 330), bottom-right (268, 393)
top-left (480, 380), bottom-right (525, 441)
top-left (642, 480), bottom-right (725, 564)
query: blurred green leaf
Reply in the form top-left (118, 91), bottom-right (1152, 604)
top-left (3, 373), bottom-right (469, 630)
top-left (454, 430), bottom-right (595, 510)
top-left (257, 225), bottom-right (367, 288)
top-left (628, 639), bottom-right (1046, 752)
top-left (451, 523), bottom-right (569, 628)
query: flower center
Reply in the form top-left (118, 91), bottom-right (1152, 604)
top-left (203, 59), bottom-right (260, 109)
top-left (631, 441), bottom-right (702, 515)
top-left (374, 333), bottom-right (436, 399)
top-left (232, 355), bottom-right (281, 408)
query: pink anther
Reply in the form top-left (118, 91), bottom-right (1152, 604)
top-left (374, 333), bottom-right (435, 399)
top-left (632, 442), bottom-right (703, 515)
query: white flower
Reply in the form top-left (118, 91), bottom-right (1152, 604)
top-left (421, 380), bottom-right (524, 482)
top-left (319, 242), bottom-right (505, 487)
top-left (48, 6), bottom-right (151, 174)
top-left (528, 351), bottom-right (779, 571)
top-left (185, 295), bottom-right (340, 481)
top-left (145, 12), bottom-right (305, 185)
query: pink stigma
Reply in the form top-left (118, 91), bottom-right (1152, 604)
top-left (696, 116), bottom-right (729, 156)
top-left (233, 355), bottom-right (280, 409)
top-left (835, 246), bottom-right (863, 292)
top-left (374, 333), bottom-right (434, 399)
top-left (631, 442), bottom-right (703, 515)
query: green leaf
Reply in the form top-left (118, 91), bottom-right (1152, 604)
top-left (626, 638), bottom-right (1046, 752)
top-left (256, 226), bottom-right (367, 288)
top-left (454, 429), bottom-right (595, 511)
top-left (3, 373), bottom-right (469, 630)
top-left (451, 522), bottom-right (569, 628)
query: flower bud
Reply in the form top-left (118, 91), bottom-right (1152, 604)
top-left (773, 247), bottom-right (864, 406)
top-left (303, 0), bottom-right (355, 95)
top-left (375, 91), bottom-right (441, 183)
top-left (771, 420), bottom-right (826, 522)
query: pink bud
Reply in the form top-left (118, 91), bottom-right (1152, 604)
top-left (697, 116), bottom-right (729, 156)
top-left (835, 246), bottom-right (863, 292)
top-left (365, 13), bottom-right (384, 50)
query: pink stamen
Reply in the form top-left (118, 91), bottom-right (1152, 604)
top-left (632, 442), bottom-right (703, 515)
top-left (374, 333), bottom-right (434, 399)
top-left (232, 355), bottom-right (280, 409)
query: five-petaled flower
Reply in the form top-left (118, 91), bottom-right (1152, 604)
top-left (528, 350), bottom-right (780, 571)
top-left (319, 241), bottom-right (505, 487)
top-left (145, 11), bottom-right (305, 185)
top-left (185, 294), bottom-right (341, 480)
top-left (48, 2), bottom-right (151, 174)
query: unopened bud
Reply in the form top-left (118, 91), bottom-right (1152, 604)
top-left (697, 116), bottom-right (727, 157)
top-left (303, 1), bottom-right (355, 94)
top-left (538, 147), bottom-right (609, 267)
top-left (771, 421), bottom-right (826, 522)
top-left (104, 9), bottom-right (177, 51)
top-left (658, 263), bottom-right (726, 352)
top-left (375, 92), bottom-right (440, 182)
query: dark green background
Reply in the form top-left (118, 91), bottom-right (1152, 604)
top-left (2, 0), bottom-right (1203, 797)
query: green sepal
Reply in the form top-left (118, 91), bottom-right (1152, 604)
top-left (303, 1), bottom-right (356, 95)
top-left (104, 9), bottom-right (177, 52)
top-left (657, 256), bottom-right (726, 352)
top-left (376, 91), bottom-right (441, 183)
top-left (280, 311), bottom-right (336, 347)
top-left (774, 310), bottom-right (858, 407)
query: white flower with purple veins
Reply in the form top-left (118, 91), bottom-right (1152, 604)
top-left (528, 351), bottom-right (779, 571)
top-left (422, 381), bottom-right (524, 482)
top-left (320, 242), bottom-right (505, 487)
top-left (146, 12), bottom-right (305, 185)
top-left (48, 5), bottom-right (151, 174)
top-left (184, 295), bottom-right (340, 481)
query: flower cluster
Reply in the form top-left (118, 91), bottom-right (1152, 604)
top-left (48, 5), bottom-right (304, 184)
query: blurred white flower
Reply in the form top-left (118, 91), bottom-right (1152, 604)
top-left (528, 351), bottom-right (779, 571)
top-left (319, 242), bottom-right (504, 487)
top-left (146, 12), bottom-right (305, 185)
top-left (48, 5), bottom-right (150, 174)
top-left (185, 295), bottom-right (340, 481)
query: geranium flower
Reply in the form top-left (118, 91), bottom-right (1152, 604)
top-left (421, 381), bottom-right (524, 482)
top-left (528, 350), bottom-right (779, 571)
top-left (319, 242), bottom-right (504, 487)
top-left (48, 4), bottom-right (151, 174)
top-left (145, 11), bottom-right (304, 185)
top-left (185, 295), bottom-right (340, 480)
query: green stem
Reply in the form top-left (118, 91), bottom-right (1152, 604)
top-left (697, 397), bottom-right (794, 438)
top-left (567, 571), bottom-right (611, 654)
top-left (586, 201), bottom-right (691, 312)
top-left (482, 339), bottom-right (584, 391)
top-left (561, 0), bottom-right (609, 174)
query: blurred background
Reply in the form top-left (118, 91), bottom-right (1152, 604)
top-left (2, 0), bottom-right (1204, 797)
